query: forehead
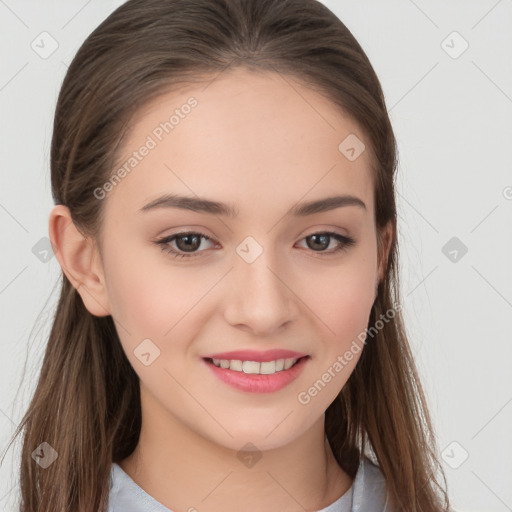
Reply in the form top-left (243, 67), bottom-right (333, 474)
top-left (107, 67), bottom-right (374, 218)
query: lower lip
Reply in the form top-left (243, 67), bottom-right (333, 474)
top-left (202, 356), bottom-right (310, 393)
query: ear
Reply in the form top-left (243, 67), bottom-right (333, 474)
top-left (48, 205), bottom-right (111, 317)
top-left (375, 220), bottom-right (394, 290)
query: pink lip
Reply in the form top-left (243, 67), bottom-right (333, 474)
top-left (202, 356), bottom-right (310, 393)
top-left (202, 349), bottom-right (308, 362)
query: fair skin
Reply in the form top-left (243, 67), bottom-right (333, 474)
top-left (49, 67), bottom-right (392, 512)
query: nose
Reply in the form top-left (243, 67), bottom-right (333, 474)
top-left (223, 246), bottom-right (299, 336)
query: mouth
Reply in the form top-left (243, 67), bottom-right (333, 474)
top-left (202, 355), bottom-right (310, 375)
top-left (202, 355), bottom-right (311, 393)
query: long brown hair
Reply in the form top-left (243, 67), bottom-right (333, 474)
top-left (3, 0), bottom-right (450, 510)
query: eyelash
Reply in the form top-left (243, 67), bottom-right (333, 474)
top-left (155, 230), bottom-right (356, 259)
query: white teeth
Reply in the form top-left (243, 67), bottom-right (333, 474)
top-left (259, 361), bottom-right (276, 374)
top-left (210, 357), bottom-right (302, 374)
top-left (229, 359), bottom-right (243, 371)
top-left (284, 358), bottom-right (296, 370)
top-left (242, 361), bottom-right (261, 374)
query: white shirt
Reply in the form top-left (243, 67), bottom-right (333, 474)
top-left (107, 456), bottom-right (391, 511)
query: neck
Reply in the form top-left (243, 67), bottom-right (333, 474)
top-left (120, 387), bottom-right (353, 512)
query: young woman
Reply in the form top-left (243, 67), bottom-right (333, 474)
top-left (5, 0), bottom-right (450, 510)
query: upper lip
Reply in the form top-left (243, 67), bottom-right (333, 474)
top-left (202, 349), bottom-right (308, 362)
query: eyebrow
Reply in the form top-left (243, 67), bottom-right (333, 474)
top-left (139, 193), bottom-right (366, 217)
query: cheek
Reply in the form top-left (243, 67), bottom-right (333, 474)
top-left (298, 257), bottom-right (376, 346)
top-left (102, 244), bottom-right (223, 355)
top-left (104, 259), bottom-right (164, 334)
top-left (293, 262), bottom-right (375, 409)
top-left (330, 278), bottom-right (374, 342)
top-left (103, 241), bottom-right (186, 327)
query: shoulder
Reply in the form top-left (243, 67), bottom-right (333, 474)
top-left (107, 462), bottom-right (134, 512)
top-left (107, 462), bottom-right (172, 512)
top-left (351, 456), bottom-right (394, 511)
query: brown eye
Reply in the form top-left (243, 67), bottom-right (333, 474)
top-left (155, 231), bottom-right (216, 258)
top-left (175, 233), bottom-right (203, 252)
top-left (299, 232), bottom-right (356, 253)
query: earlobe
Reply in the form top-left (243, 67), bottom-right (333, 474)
top-left (48, 205), bottom-right (111, 317)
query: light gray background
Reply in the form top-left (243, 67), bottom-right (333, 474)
top-left (1, 1), bottom-right (511, 511)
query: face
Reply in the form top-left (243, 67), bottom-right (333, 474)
top-left (92, 67), bottom-right (386, 452)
